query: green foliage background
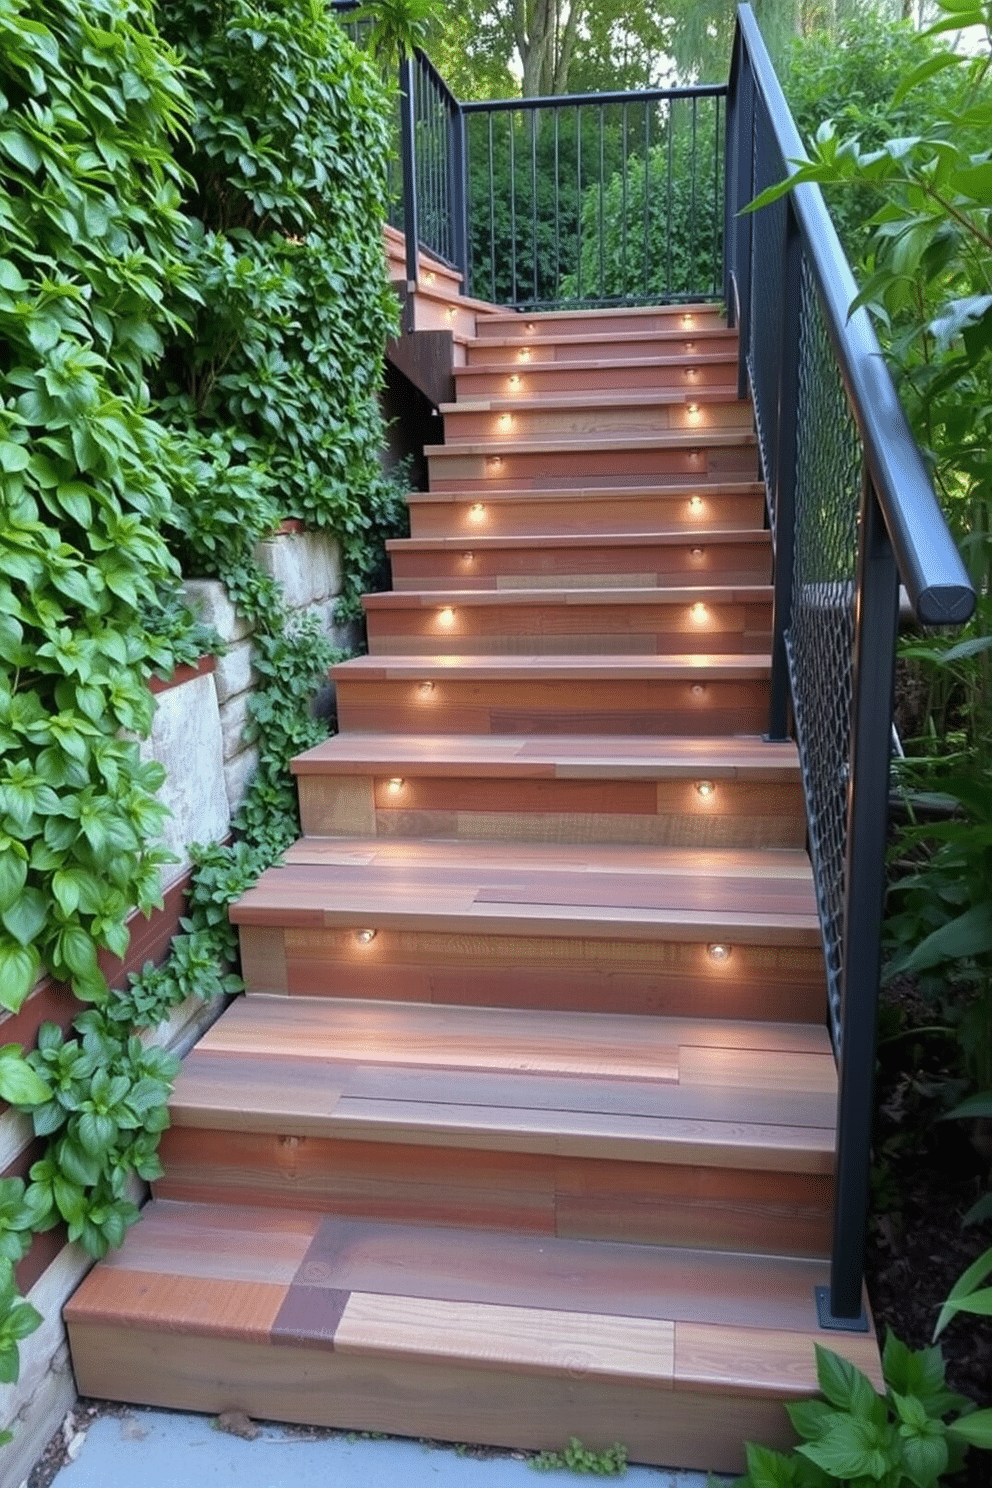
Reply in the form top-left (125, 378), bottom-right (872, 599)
top-left (0, 0), bottom-right (398, 1423)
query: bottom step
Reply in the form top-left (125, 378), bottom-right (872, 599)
top-left (65, 1200), bottom-right (880, 1473)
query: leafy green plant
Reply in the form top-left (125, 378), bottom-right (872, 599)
top-left (734, 1335), bottom-right (989, 1487)
top-left (530, 1439), bottom-right (628, 1476)
top-left (935, 1245), bottom-right (992, 1345)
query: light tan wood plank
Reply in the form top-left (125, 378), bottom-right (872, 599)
top-left (335, 1292), bottom-right (675, 1384)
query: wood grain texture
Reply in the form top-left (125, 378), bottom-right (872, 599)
top-left (67, 295), bottom-right (851, 1466)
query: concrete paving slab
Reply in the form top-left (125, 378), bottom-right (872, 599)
top-left (43, 1407), bottom-right (720, 1488)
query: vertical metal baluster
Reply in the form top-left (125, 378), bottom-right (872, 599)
top-left (713, 94), bottom-right (722, 296)
top-left (643, 101), bottom-right (650, 298)
top-left (576, 105), bottom-right (583, 303)
top-left (509, 110), bottom-right (518, 307)
top-left (553, 107), bottom-right (561, 301)
top-left (598, 104), bottom-right (605, 299)
top-left (531, 106), bottom-right (539, 305)
top-left (621, 102), bottom-right (629, 303)
top-left (487, 113), bottom-right (496, 303)
top-left (398, 53), bottom-right (419, 328)
top-left (690, 94), bottom-right (699, 299)
top-left (666, 101), bottom-right (673, 297)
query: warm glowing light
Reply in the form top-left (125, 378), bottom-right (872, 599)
top-left (684, 341), bottom-right (695, 352)
top-left (682, 313), bottom-right (693, 327)
top-left (418, 680), bottom-right (435, 696)
top-left (355, 928), bottom-right (378, 945)
top-left (387, 778), bottom-right (404, 794)
top-left (690, 683), bottom-right (706, 698)
top-left (469, 502), bottom-right (486, 521)
top-left (695, 780), bottom-right (716, 798)
top-left (687, 402), bottom-right (700, 415)
top-left (689, 449), bottom-right (703, 463)
top-left (686, 367), bottom-right (698, 379)
top-left (508, 375), bottom-right (521, 388)
top-left (518, 348), bottom-right (531, 361)
top-left (446, 306), bottom-right (457, 319)
top-left (462, 551), bottom-right (474, 562)
top-left (690, 602), bottom-right (708, 622)
top-left (689, 495), bottom-right (704, 514)
top-left (426, 272), bottom-right (436, 285)
top-left (690, 546), bottom-right (704, 559)
top-left (498, 414), bottom-right (513, 431)
top-left (525, 322), bottom-right (535, 333)
top-left (707, 942), bottom-right (732, 963)
top-left (438, 606), bottom-right (455, 626)
top-left (487, 455), bottom-right (503, 470)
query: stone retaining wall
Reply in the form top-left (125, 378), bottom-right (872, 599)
top-left (1, 527), bottom-right (350, 1483)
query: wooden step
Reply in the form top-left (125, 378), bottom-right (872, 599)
top-left (473, 303), bottom-right (727, 338)
top-left (387, 530), bottom-right (772, 589)
top-left (330, 653), bottom-right (771, 736)
top-left (292, 732), bottom-right (805, 850)
top-left (466, 326), bottom-right (738, 366)
top-left (153, 994), bottom-right (834, 1251)
top-left (231, 837), bottom-right (826, 1023)
top-left (362, 586), bottom-right (772, 657)
top-left (425, 431), bottom-right (759, 492)
top-left (439, 391), bottom-right (754, 442)
top-left (406, 483), bottom-right (768, 538)
top-left (454, 353), bottom-right (737, 398)
top-left (65, 1201), bottom-right (880, 1473)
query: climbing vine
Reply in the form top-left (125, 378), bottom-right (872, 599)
top-left (0, 0), bottom-right (400, 1431)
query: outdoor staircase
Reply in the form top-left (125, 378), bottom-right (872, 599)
top-left (64, 292), bottom-right (881, 1472)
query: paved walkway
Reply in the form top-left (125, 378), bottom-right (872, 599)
top-left (46, 1407), bottom-right (719, 1488)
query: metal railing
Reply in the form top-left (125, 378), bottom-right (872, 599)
top-left (726, 4), bottom-right (974, 1326)
top-left (337, 0), bottom-right (977, 1333)
top-left (460, 88), bottom-right (725, 309)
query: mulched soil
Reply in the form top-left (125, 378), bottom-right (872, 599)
top-left (866, 984), bottom-right (992, 1487)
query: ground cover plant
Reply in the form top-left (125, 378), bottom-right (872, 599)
top-left (0, 0), bottom-right (400, 1436)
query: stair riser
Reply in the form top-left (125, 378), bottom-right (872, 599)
top-left (389, 540), bottom-right (771, 589)
top-left (426, 445), bottom-right (758, 491)
top-left (154, 1129), bottom-right (832, 1259)
top-left (298, 773), bottom-right (806, 850)
top-left (474, 308), bottom-right (727, 338)
top-left (407, 491), bottom-right (767, 538)
top-left (467, 331), bottom-right (738, 365)
top-left (64, 1317), bottom-right (797, 1473)
top-left (334, 674), bottom-right (770, 736)
top-left (238, 924), bottom-right (827, 1024)
top-left (363, 599), bottom-right (772, 657)
top-left (442, 402), bottom-right (754, 442)
top-left (455, 361), bottom-right (736, 397)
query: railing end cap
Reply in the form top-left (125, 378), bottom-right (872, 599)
top-left (915, 584), bottom-right (976, 628)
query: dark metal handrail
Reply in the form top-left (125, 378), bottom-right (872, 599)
top-left (726, 3), bottom-right (974, 1326)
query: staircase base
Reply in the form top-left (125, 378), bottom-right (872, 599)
top-left (65, 1200), bottom-right (880, 1474)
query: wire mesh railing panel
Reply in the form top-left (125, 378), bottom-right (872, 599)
top-left (746, 100), bottom-right (787, 533)
top-left (464, 90), bottom-right (725, 311)
top-left (787, 260), bottom-right (862, 1051)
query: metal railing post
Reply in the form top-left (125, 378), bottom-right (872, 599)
top-left (398, 53), bottom-right (419, 332)
top-left (449, 102), bottom-right (469, 292)
top-left (731, 37), bottom-right (755, 400)
top-left (766, 201), bottom-right (801, 741)
top-left (819, 475), bottom-right (898, 1328)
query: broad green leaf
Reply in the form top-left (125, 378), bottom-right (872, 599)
top-left (948, 1409), bottom-right (992, 1449)
top-left (0, 1048), bottom-right (52, 1106)
top-left (0, 442), bottom-right (30, 473)
top-left (934, 1246), bottom-right (992, 1337)
top-left (0, 938), bottom-right (40, 1013)
top-left (1, 887), bottom-right (49, 947)
top-left (0, 853), bottom-right (27, 916)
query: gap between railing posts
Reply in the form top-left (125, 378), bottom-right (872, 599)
top-left (725, 3), bottom-right (975, 1328)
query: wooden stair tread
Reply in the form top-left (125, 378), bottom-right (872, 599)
top-left (478, 303), bottom-right (721, 327)
top-left (406, 481), bottom-right (765, 504)
top-left (65, 1200), bottom-right (879, 1384)
top-left (469, 327), bottom-right (734, 349)
top-left (292, 731), bottom-right (800, 779)
top-left (230, 837), bottom-right (819, 945)
top-left (388, 529), bottom-right (770, 552)
top-left (331, 653), bottom-right (770, 681)
top-left (440, 390), bottom-right (748, 413)
top-left (362, 585), bottom-right (772, 609)
top-left (170, 1000), bottom-right (836, 1166)
top-left (425, 431), bottom-right (756, 457)
top-left (456, 352), bottom-right (736, 374)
